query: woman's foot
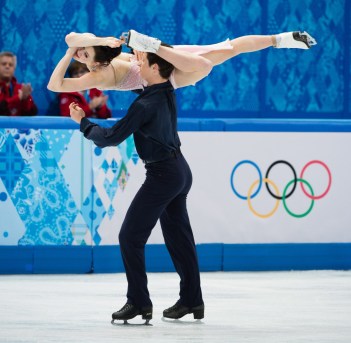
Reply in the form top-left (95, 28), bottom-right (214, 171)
top-left (125, 30), bottom-right (161, 53)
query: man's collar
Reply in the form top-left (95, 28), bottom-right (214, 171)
top-left (144, 80), bottom-right (173, 91)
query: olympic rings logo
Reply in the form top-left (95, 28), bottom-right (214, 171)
top-left (230, 160), bottom-right (332, 218)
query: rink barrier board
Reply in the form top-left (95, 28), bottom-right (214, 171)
top-left (2, 116), bottom-right (351, 132)
top-left (1, 117), bottom-right (351, 273)
top-left (223, 243), bottom-right (351, 271)
top-left (0, 244), bottom-right (224, 274)
top-left (1, 243), bottom-right (351, 274)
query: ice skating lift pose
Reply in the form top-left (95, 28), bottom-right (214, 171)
top-left (47, 30), bottom-right (316, 94)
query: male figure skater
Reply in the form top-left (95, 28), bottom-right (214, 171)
top-left (69, 51), bottom-right (204, 324)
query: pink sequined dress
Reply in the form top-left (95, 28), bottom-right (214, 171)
top-left (102, 40), bottom-right (233, 91)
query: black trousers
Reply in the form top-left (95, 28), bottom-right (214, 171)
top-left (118, 152), bottom-right (203, 309)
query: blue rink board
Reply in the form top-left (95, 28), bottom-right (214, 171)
top-left (1, 243), bottom-right (351, 274)
top-left (0, 117), bottom-right (350, 273)
top-left (2, 117), bottom-right (351, 132)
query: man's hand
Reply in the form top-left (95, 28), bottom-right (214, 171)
top-left (69, 102), bottom-right (86, 124)
top-left (134, 50), bottom-right (145, 65)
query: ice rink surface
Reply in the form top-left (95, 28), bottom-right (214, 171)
top-left (0, 271), bottom-right (350, 343)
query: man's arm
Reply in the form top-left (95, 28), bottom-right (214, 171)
top-left (69, 102), bottom-right (144, 148)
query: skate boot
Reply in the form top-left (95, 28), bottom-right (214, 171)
top-left (163, 300), bottom-right (204, 320)
top-left (122, 29), bottom-right (161, 53)
top-left (111, 303), bottom-right (153, 325)
top-left (275, 31), bottom-right (317, 49)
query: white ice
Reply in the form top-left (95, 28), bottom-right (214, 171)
top-left (0, 271), bottom-right (350, 343)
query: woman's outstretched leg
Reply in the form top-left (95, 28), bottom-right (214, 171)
top-left (200, 31), bottom-right (317, 66)
top-left (199, 35), bottom-right (274, 66)
top-left (126, 30), bottom-right (316, 89)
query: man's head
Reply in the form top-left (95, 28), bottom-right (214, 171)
top-left (0, 52), bottom-right (17, 82)
top-left (139, 43), bottom-right (175, 85)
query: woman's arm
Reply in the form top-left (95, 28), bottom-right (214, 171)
top-left (47, 48), bottom-right (104, 92)
top-left (65, 32), bottom-right (122, 48)
top-left (47, 48), bottom-right (76, 91)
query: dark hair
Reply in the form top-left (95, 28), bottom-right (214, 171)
top-left (146, 42), bottom-right (175, 79)
top-left (67, 61), bottom-right (89, 77)
top-left (93, 46), bottom-right (122, 66)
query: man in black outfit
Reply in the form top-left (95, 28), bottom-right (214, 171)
top-left (69, 51), bottom-right (204, 323)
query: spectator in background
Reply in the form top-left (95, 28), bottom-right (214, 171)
top-left (0, 51), bottom-right (38, 116)
top-left (59, 61), bottom-right (111, 119)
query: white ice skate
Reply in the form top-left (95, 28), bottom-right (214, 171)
top-left (275, 31), bottom-right (317, 49)
top-left (122, 29), bottom-right (161, 53)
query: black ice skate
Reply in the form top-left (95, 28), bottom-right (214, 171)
top-left (163, 300), bottom-right (204, 320)
top-left (111, 303), bottom-right (153, 326)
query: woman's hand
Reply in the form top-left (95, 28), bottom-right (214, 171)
top-left (67, 47), bottom-right (79, 58)
top-left (104, 37), bottom-right (124, 48)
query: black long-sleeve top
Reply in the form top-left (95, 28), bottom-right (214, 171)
top-left (80, 81), bottom-right (181, 162)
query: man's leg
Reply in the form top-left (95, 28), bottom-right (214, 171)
top-left (118, 164), bottom-right (184, 309)
top-left (160, 194), bottom-right (203, 308)
top-left (119, 184), bottom-right (164, 309)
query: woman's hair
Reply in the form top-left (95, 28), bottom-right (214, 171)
top-left (146, 42), bottom-right (174, 79)
top-left (67, 61), bottom-right (89, 77)
top-left (93, 46), bottom-right (122, 66)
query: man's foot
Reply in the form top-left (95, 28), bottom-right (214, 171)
top-left (275, 31), bottom-right (317, 49)
top-left (163, 300), bottom-right (204, 319)
top-left (125, 30), bottom-right (161, 53)
top-left (111, 303), bottom-right (152, 325)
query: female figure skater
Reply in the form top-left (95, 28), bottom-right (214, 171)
top-left (47, 30), bottom-right (316, 93)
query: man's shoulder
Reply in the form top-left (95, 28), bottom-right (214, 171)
top-left (130, 98), bottom-right (147, 112)
top-left (136, 95), bottom-right (166, 111)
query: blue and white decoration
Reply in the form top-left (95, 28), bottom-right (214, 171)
top-left (0, 128), bottom-right (138, 246)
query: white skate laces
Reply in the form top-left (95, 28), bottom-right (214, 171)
top-left (275, 31), bottom-right (317, 49)
top-left (123, 30), bottom-right (161, 53)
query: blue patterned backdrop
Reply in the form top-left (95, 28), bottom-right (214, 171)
top-left (0, 125), bottom-right (138, 246)
top-left (0, 0), bottom-right (349, 118)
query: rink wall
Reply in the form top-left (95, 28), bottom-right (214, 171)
top-left (1, 117), bottom-right (351, 273)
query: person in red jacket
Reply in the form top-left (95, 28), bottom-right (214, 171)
top-left (0, 51), bottom-right (38, 116)
top-left (59, 61), bottom-right (111, 118)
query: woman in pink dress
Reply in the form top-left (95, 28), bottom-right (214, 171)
top-left (47, 30), bottom-right (316, 93)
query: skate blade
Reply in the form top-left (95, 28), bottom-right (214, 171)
top-left (121, 31), bottom-right (130, 45)
top-left (301, 31), bottom-right (317, 47)
top-left (111, 318), bottom-right (152, 326)
top-left (161, 317), bottom-right (204, 325)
